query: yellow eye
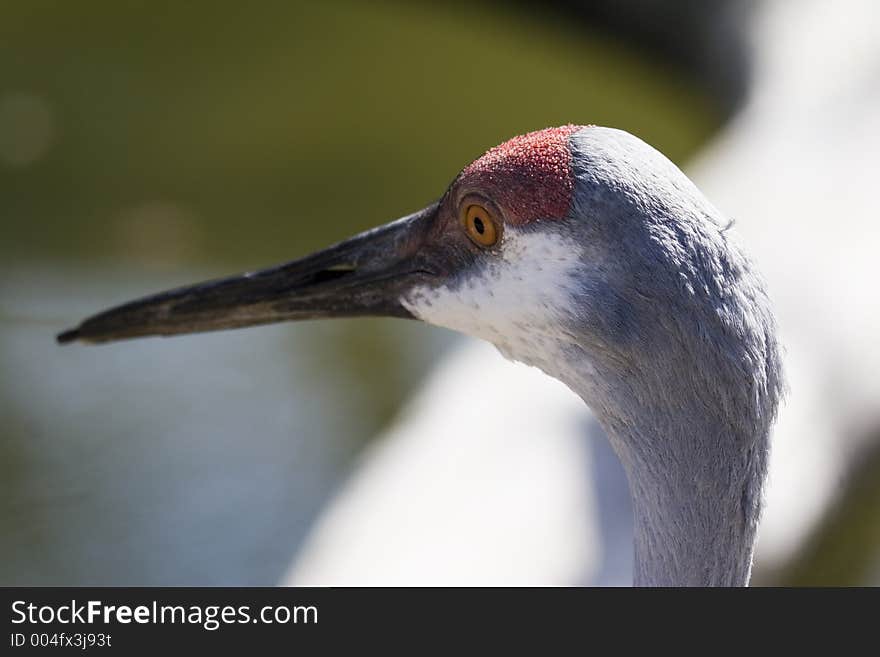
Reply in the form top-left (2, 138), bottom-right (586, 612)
top-left (463, 204), bottom-right (499, 247)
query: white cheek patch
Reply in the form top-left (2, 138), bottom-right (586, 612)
top-left (401, 227), bottom-right (584, 373)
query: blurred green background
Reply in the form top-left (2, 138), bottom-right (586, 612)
top-left (1, 0), bottom-right (714, 266)
top-left (1, 1), bottom-right (720, 584)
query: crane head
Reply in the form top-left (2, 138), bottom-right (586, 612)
top-left (57, 125), bottom-right (777, 418)
top-left (58, 125), bottom-right (586, 349)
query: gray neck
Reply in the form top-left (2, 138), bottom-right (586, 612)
top-left (599, 400), bottom-right (764, 586)
top-left (623, 423), bottom-right (761, 586)
top-left (546, 346), bottom-right (770, 587)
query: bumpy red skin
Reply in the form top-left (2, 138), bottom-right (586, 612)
top-left (457, 125), bottom-right (583, 225)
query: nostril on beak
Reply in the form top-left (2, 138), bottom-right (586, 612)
top-left (307, 264), bottom-right (357, 286)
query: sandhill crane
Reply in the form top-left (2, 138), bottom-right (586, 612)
top-left (59, 125), bottom-right (783, 586)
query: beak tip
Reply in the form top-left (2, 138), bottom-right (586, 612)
top-left (56, 327), bottom-right (81, 345)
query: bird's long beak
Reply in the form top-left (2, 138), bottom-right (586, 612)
top-left (57, 202), bottom-right (439, 345)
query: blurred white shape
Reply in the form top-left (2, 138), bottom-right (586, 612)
top-left (288, 340), bottom-right (597, 585)
top-left (286, 0), bottom-right (880, 585)
top-left (0, 92), bottom-right (55, 167)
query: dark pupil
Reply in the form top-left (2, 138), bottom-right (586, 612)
top-left (473, 217), bottom-right (485, 234)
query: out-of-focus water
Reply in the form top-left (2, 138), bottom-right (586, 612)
top-left (0, 1), bottom-right (716, 584)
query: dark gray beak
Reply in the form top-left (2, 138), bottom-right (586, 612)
top-left (57, 202), bottom-right (439, 344)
